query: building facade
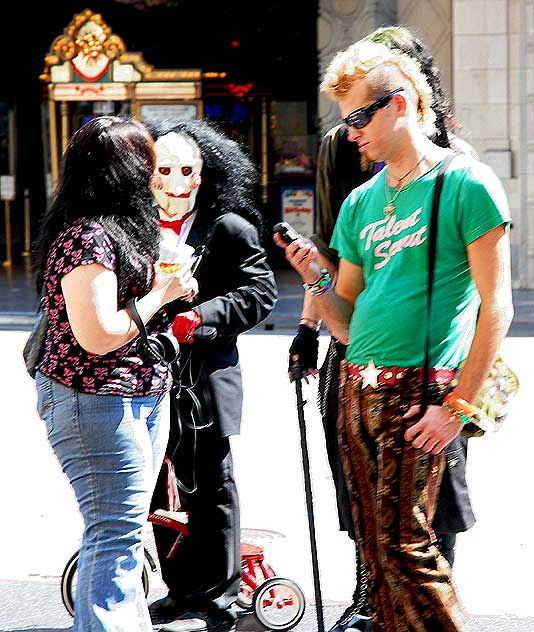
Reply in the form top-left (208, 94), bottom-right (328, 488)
top-left (318, 0), bottom-right (534, 289)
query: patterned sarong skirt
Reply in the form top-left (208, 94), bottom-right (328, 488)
top-left (337, 361), bottom-right (467, 632)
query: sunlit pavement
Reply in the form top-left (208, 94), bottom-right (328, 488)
top-left (1, 331), bottom-right (533, 631)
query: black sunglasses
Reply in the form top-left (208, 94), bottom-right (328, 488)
top-left (342, 88), bottom-right (403, 129)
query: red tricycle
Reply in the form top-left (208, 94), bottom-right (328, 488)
top-left (61, 508), bottom-right (306, 631)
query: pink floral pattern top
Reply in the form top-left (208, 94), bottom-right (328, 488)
top-left (37, 220), bottom-right (173, 396)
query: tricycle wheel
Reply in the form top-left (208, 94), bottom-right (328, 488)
top-left (252, 576), bottom-right (305, 631)
top-left (237, 561), bottom-right (275, 610)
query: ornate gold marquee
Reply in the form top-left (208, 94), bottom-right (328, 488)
top-left (40, 10), bottom-right (127, 83)
top-left (41, 8), bottom-right (201, 85)
top-left (41, 9), bottom-right (203, 188)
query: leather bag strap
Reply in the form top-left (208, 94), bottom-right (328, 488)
top-left (125, 298), bottom-right (151, 347)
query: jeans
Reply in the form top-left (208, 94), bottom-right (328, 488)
top-left (35, 372), bottom-right (170, 632)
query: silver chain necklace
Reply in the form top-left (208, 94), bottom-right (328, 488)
top-left (383, 154), bottom-right (426, 216)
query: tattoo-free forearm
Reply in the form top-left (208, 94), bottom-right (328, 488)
top-left (456, 226), bottom-right (514, 403)
top-left (309, 287), bottom-right (353, 344)
top-left (300, 290), bottom-right (321, 324)
top-left (86, 284), bottom-right (172, 355)
top-left (454, 298), bottom-right (514, 403)
top-left (299, 255), bottom-right (338, 326)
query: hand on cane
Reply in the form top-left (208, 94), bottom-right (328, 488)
top-left (274, 234), bottom-right (322, 383)
top-left (288, 324), bottom-right (320, 383)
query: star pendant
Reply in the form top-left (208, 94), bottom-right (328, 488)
top-left (360, 360), bottom-right (382, 389)
top-left (384, 203), bottom-right (395, 217)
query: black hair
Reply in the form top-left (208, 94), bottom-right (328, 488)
top-left (33, 116), bottom-right (160, 296)
top-left (149, 119), bottom-right (265, 239)
top-left (368, 26), bottom-right (455, 148)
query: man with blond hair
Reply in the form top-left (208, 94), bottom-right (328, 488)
top-left (276, 39), bottom-right (512, 631)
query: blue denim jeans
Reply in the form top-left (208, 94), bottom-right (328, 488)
top-left (35, 372), bottom-right (170, 632)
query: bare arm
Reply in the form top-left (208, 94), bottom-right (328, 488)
top-left (405, 224), bottom-right (513, 454)
top-left (298, 253), bottom-right (338, 326)
top-left (318, 258), bottom-right (364, 344)
top-left (61, 263), bottom-right (197, 355)
top-left (274, 234), bottom-right (364, 344)
top-left (453, 224), bottom-right (513, 401)
top-left (288, 253), bottom-right (337, 382)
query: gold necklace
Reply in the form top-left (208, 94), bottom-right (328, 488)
top-left (383, 154), bottom-right (426, 217)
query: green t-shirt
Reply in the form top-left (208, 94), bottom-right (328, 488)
top-left (330, 154), bottom-right (510, 368)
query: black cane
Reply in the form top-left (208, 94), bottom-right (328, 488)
top-left (291, 360), bottom-right (325, 632)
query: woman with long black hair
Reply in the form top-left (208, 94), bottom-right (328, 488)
top-left (32, 116), bottom-right (197, 632)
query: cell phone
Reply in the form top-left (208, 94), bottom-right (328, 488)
top-left (191, 245), bottom-right (206, 275)
top-left (273, 222), bottom-right (303, 245)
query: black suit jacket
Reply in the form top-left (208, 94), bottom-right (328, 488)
top-left (165, 211), bottom-right (277, 437)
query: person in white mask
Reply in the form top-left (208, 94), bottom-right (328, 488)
top-left (152, 132), bottom-right (204, 275)
top-left (147, 120), bottom-right (277, 632)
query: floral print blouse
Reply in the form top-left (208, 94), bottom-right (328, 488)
top-left (37, 220), bottom-right (173, 396)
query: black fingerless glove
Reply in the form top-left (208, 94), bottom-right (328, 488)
top-left (288, 324), bottom-right (319, 374)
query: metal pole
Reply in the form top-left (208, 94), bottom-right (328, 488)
top-left (292, 361), bottom-right (325, 632)
top-left (131, 99), bottom-right (140, 120)
top-left (261, 97), bottom-right (268, 205)
top-left (49, 97), bottom-right (59, 188)
top-left (3, 200), bottom-right (12, 267)
top-left (22, 189), bottom-right (31, 257)
top-left (60, 101), bottom-right (70, 155)
top-left (8, 109), bottom-right (16, 174)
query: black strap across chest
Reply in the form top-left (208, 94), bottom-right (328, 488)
top-left (420, 153), bottom-right (455, 413)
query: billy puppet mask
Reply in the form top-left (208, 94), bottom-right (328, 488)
top-left (151, 132), bottom-right (203, 221)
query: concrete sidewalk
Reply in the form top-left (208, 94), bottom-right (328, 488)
top-left (1, 330), bottom-right (533, 631)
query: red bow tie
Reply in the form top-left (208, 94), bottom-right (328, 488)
top-left (159, 211), bottom-right (195, 236)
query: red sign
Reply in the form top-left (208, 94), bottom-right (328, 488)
top-left (228, 83), bottom-right (253, 98)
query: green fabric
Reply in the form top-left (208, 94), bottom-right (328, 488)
top-left (330, 154), bottom-right (510, 368)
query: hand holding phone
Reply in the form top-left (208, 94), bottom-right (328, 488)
top-left (273, 222), bottom-right (321, 284)
top-left (273, 222), bottom-right (303, 245)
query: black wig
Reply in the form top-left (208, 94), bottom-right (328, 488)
top-left (149, 119), bottom-right (265, 239)
top-left (33, 116), bottom-right (160, 296)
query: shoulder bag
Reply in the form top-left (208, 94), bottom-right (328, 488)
top-left (23, 297), bottom-right (48, 379)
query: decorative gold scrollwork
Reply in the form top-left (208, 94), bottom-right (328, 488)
top-left (52, 35), bottom-right (77, 61)
top-left (104, 35), bottom-right (126, 59)
top-left (41, 9), bottom-right (127, 81)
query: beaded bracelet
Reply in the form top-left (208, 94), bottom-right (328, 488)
top-left (445, 405), bottom-right (472, 424)
top-left (303, 269), bottom-right (331, 294)
top-left (443, 392), bottom-right (480, 424)
top-left (309, 279), bottom-right (332, 297)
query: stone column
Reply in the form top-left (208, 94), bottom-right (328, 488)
top-left (397, 0), bottom-right (452, 97)
top-left (518, 0), bottom-right (534, 288)
top-left (318, 0), bottom-right (397, 135)
top-left (453, 0), bottom-right (534, 288)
